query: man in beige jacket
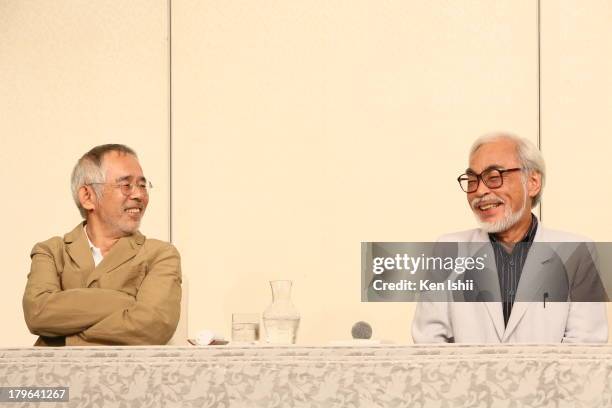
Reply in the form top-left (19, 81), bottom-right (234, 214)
top-left (23, 144), bottom-right (181, 346)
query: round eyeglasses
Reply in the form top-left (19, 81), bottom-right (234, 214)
top-left (88, 181), bottom-right (153, 196)
top-left (457, 168), bottom-right (523, 193)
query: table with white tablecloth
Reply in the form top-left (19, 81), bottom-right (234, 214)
top-left (2, 344), bottom-right (612, 407)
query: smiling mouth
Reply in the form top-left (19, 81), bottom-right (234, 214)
top-left (125, 208), bottom-right (142, 215)
top-left (478, 203), bottom-right (502, 211)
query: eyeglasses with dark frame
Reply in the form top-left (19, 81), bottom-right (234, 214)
top-left (457, 168), bottom-right (523, 193)
top-left (87, 181), bottom-right (153, 196)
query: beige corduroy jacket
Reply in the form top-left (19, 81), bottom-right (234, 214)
top-left (23, 222), bottom-right (182, 346)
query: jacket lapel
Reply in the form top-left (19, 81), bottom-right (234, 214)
top-left (64, 223), bottom-right (95, 281)
top-left (484, 302), bottom-right (505, 341)
top-left (502, 226), bottom-right (555, 341)
top-left (85, 231), bottom-right (145, 287)
top-left (468, 230), bottom-right (505, 341)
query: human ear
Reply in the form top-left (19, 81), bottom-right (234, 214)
top-left (527, 171), bottom-right (542, 199)
top-left (78, 185), bottom-right (97, 212)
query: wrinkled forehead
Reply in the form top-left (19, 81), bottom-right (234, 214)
top-left (468, 139), bottom-right (520, 173)
top-left (101, 151), bottom-right (146, 182)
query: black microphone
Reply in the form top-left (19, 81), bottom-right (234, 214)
top-left (330, 321), bottom-right (390, 345)
top-left (351, 321), bottom-right (373, 340)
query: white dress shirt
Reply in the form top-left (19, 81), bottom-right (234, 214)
top-left (84, 226), bottom-right (104, 267)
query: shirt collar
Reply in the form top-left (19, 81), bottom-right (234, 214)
top-left (84, 225), bottom-right (96, 249)
top-left (83, 225), bottom-right (104, 266)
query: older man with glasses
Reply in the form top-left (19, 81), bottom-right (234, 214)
top-left (412, 133), bottom-right (607, 343)
top-left (23, 144), bottom-right (181, 346)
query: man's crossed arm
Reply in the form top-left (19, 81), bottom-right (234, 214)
top-left (23, 241), bottom-right (181, 345)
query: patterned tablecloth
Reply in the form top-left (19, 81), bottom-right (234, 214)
top-left (1, 344), bottom-right (612, 407)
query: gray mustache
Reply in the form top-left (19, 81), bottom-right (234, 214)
top-left (471, 196), bottom-right (504, 210)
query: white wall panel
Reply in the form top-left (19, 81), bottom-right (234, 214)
top-left (172, 0), bottom-right (539, 343)
top-left (540, 0), bottom-right (612, 340)
top-left (0, 0), bottom-right (169, 346)
top-left (540, 0), bottom-right (612, 238)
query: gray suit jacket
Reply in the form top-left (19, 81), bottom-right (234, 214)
top-left (412, 226), bottom-right (608, 343)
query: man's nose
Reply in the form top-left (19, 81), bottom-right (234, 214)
top-left (474, 178), bottom-right (491, 196)
top-left (128, 186), bottom-right (144, 200)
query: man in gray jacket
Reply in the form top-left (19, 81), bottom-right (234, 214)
top-left (412, 133), bottom-right (607, 343)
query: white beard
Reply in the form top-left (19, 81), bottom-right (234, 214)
top-left (477, 205), bottom-right (525, 233)
top-left (474, 184), bottom-right (528, 234)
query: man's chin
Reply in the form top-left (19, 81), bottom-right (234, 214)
top-left (478, 220), bottom-right (507, 234)
top-left (475, 212), bottom-right (522, 234)
top-left (118, 221), bottom-right (141, 235)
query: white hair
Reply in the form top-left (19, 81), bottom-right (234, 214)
top-left (70, 144), bottom-right (137, 218)
top-left (71, 159), bottom-right (105, 218)
top-left (469, 132), bottom-right (546, 208)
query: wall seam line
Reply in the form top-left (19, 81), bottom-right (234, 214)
top-left (168, 0), bottom-right (173, 243)
top-left (537, 0), bottom-right (543, 223)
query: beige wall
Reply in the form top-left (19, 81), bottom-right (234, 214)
top-left (171, 0), bottom-right (538, 344)
top-left (0, 1), bottom-right (170, 347)
top-left (539, 0), bottom-right (612, 340)
top-left (0, 0), bottom-right (609, 347)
